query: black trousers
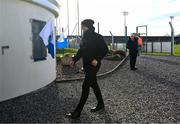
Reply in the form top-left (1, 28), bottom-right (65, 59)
top-left (74, 63), bottom-right (104, 113)
top-left (129, 51), bottom-right (138, 69)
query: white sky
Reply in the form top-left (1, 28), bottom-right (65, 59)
top-left (58, 0), bottom-right (180, 36)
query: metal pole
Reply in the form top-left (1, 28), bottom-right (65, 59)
top-left (77, 0), bottom-right (80, 36)
top-left (169, 15), bottom-right (175, 56)
top-left (146, 25), bottom-right (148, 53)
top-left (122, 11), bottom-right (128, 36)
top-left (97, 23), bottom-right (100, 33)
top-left (124, 15), bottom-right (126, 35)
top-left (136, 27), bottom-right (138, 34)
top-left (169, 22), bottom-right (174, 56)
top-left (110, 31), bottom-right (114, 49)
top-left (125, 26), bottom-right (128, 52)
top-left (67, 0), bottom-right (69, 36)
top-left (123, 11), bottom-right (128, 52)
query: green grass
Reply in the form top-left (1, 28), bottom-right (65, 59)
top-left (174, 45), bottom-right (180, 56)
top-left (56, 45), bottom-right (180, 58)
top-left (56, 48), bottom-right (78, 58)
top-left (143, 44), bottom-right (180, 56)
top-left (143, 52), bottom-right (171, 56)
top-left (56, 48), bottom-right (78, 54)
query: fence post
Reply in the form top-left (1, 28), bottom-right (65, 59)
top-left (160, 39), bottom-right (162, 53)
top-left (152, 41), bottom-right (153, 53)
top-left (109, 31), bottom-right (114, 49)
top-left (169, 22), bottom-right (174, 56)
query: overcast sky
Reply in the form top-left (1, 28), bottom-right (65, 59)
top-left (58, 0), bottom-right (180, 36)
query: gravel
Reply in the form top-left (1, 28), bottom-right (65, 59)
top-left (56, 59), bottom-right (121, 81)
top-left (0, 55), bottom-right (180, 123)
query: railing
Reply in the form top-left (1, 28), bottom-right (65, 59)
top-left (66, 35), bottom-right (180, 53)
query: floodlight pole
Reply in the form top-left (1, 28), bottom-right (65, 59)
top-left (122, 11), bottom-right (128, 36)
top-left (123, 11), bottom-right (128, 52)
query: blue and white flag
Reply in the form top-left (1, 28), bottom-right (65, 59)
top-left (39, 19), bottom-right (55, 58)
top-left (57, 33), bottom-right (65, 43)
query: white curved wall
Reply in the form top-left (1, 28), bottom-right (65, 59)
top-left (0, 0), bottom-right (59, 102)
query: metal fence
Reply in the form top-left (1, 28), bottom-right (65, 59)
top-left (143, 41), bottom-right (171, 53)
top-left (103, 36), bottom-right (180, 53)
top-left (141, 36), bottom-right (180, 53)
top-left (67, 36), bottom-right (180, 53)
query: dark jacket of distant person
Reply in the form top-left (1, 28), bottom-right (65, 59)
top-left (127, 35), bottom-right (138, 55)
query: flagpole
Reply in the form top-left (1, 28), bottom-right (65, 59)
top-left (67, 0), bottom-right (69, 36)
top-left (77, 0), bottom-right (80, 36)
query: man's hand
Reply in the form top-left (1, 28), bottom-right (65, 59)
top-left (70, 61), bottom-right (75, 68)
top-left (91, 59), bottom-right (98, 67)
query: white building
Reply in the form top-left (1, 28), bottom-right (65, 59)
top-left (0, 0), bottom-right (60, 102)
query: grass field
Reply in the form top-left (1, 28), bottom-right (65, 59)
top-left (56, 45), bottom-right (180, 58)
top-left (174, 45), bottom-right (180, 56)
top-left (143, 45), bottom-right (180, 56)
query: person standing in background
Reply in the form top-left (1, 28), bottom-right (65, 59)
top-left (127, 33), bottom-right (138, 70)
top-left (137, 33), bottom-right (143, 56)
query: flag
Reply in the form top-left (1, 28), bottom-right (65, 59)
top-left (58, 33), bottom-right (65, 43)
top-left (39, 19), bottom-right (55, 58)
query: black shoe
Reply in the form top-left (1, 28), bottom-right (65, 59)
top-left (131, 67), bottom-right (137, 71)
top-left (90, 105), bottom-right (105, 112)
top-left (66, 111), bottom-right (80, 119)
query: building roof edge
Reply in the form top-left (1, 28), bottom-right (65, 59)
top-left (22, 0), bottom-right (60, 17)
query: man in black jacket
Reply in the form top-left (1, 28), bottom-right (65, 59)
top-left (66, 19), bottom-right (108, 119)
top-left (127, 33), bottom-right (138, 70)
